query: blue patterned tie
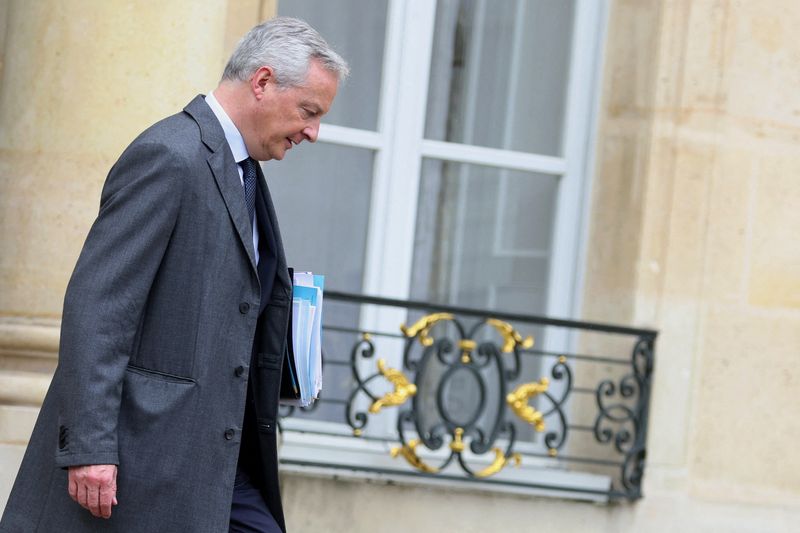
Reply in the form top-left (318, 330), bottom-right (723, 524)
top-left (239, 158), bottom-right (257, 231)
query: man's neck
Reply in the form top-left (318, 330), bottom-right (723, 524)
top-left (212, 82), bottom-right (248, 134)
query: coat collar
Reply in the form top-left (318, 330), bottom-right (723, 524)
top-left (184, 95), bottom-right (291, 298)
top-left (184, 95), bottom-right (228, 153)
top-left (184, 95), bottom-right (258, 274)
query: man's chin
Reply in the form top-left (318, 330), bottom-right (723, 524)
top-left (269, 146), bottom-right (288, 161)
top-left (258, 150), bottom-right (280, 162)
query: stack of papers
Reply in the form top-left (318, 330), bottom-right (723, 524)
top-left (285, 271), bottom-right (324, 407)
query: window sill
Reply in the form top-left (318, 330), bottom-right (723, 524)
top-left (278, 419), bottom-right (612, 503)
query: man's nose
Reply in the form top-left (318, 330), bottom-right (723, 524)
top-left (303, 122), bottom-right (320, 143)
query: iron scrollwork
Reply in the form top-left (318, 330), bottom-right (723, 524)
top-left (285, 291), bottom-right (657, 502)
top-left (344, 313), bottom-right (573, 478)
top-left (591, 336), bottom-right (654, 498)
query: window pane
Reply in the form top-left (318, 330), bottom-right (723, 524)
top-left (267, 143), bottom-right (374, 422)
top-left (425, 0), bottom-right (575, 156)
top-left (278, 0), bottom-right (388, 131)
top-left (410, 159), bottom-right (557, 315)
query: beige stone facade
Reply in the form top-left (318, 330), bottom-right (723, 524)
top-left (1, 1), bottom-right (798, 531)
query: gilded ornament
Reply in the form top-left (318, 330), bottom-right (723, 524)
top-left (368, 359), bottom-right (417, 414)
top-left (475, 448), bottom-right (522, 478)
top-left (486, 318), bottom-right (534, 353)
top-left (459, 339), bottom-right (475, 364)
top-left (506, 377), bottom-right (549, 431)
top-left (400, 312), bottom-right (454, 346)
top-left (390, 439), bottom-right (439, 474)
top-left (458, 339), bottom-right (477, 352)
top-left (450, 427), bottom-right (466, 453)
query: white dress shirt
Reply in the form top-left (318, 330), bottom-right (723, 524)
top-left (205, 91), bottom-right (260, 265)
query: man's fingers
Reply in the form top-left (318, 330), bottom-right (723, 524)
top-left (67, 464), bottom-right (118, 518)
top-left (77, 483), bottom-right (89, 508)
top-left (99, 482), bottom-right (114, 518)
top-left (87, 483), bottom-right (102, 517)
top-left (68, 476), bottom-right (78, 503)
top-left (111, 465), bottom-right (119, 507)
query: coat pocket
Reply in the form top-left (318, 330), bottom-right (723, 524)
top-left (125, 364), bottom-right (196, 384)
top-left (115, 366), bottom-right (200, 514)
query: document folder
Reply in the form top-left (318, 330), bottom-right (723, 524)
top-left (280, 268), bottom-right (324, 407)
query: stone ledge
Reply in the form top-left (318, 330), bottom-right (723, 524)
top-left (0, 320), bottom-right (60, 359)
top-left (0, 371), bottom-right (52, 406)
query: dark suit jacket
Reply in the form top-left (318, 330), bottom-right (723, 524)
top-left (1, 96), bottom-right (291, 532)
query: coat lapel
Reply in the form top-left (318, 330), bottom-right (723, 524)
top-left (184, 96), bottom-right (257, 274)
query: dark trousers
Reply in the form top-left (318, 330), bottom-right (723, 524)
top-left (230, 465), bottom-right (282, 533)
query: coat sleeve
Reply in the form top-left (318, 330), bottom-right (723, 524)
top-left (54, 140), bottom-right (185, 468)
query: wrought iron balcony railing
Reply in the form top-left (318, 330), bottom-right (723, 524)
top-left (279, 291), bottom-right (656, 502)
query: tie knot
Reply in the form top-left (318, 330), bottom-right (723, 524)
top-left (240, 157), bottom-right (258, 179)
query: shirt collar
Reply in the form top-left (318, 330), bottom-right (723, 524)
top-left (205, 91), bottom-right (250, 164)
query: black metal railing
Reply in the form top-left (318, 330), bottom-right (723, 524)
top-left (279, 291), bottom-right (656, 502)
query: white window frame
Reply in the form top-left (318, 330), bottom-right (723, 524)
top-left (281, 0), bottom-right (611, 497)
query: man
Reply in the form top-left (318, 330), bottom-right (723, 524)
top-left (0, 17), bottom-right (347, 533)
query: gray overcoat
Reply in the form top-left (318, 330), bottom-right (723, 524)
top-left (1, 96), bottom-right (292, 532)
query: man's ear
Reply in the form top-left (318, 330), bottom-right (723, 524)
top-left (251, 66), bottom-right (275, 99)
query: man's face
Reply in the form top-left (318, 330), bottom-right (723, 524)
top-left (245, 60), bottom-right (339, 161)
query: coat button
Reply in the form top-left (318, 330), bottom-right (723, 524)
top-left (239, 302), bottom-right (250, 314)
top-left (224, 428), bottom-right (235, 440)
top-left (234, 366), bottom-right (245, 377)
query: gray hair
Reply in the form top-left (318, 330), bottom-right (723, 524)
top-left (222, 17), bottom-right (349, 87)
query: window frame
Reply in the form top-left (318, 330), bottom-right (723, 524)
top-left (281, 0), bottom-right (612, 497)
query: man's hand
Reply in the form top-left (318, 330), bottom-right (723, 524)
top-left (68, 464), bottom-right (118, 519)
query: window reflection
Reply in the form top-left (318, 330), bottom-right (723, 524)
top-left (425, 0), bottom-right (575, 156)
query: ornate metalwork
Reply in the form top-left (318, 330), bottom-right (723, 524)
top-left (340, 312), bottom-right (543, 478)
top-left (506, 377), bottom-right (549, 431)
top-left (486, 318), bottom-right (534, 353)
top-left (282, 291), bottom-right (658, 502)
top-left (390, 439), bottom-right (440, 473)
top-left (400, 312), bottom-right (454, 346)
top-left (475, 448), bottom-right (522, 478)
top-left (368, 359), bottom-right (417, 414)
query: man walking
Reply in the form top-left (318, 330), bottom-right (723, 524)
top-left (0, 17), bottom-right (347, 533)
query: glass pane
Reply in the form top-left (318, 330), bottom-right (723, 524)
top-left (410, 159), bottom-right (557, 314)
top-left (278, 0), bottom-right (388, 131)
top-left (267, 143), bottom-right (374, 422)
top-left (425, 0), bottom-right (575, 156)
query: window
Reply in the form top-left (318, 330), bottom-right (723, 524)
top-left (268, 0), bottom-right (609, 494)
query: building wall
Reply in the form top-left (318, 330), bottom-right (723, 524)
top-left (1, 0), bottom-right (798, 531)
top-left (583, 0), bottom-right (800, 510)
